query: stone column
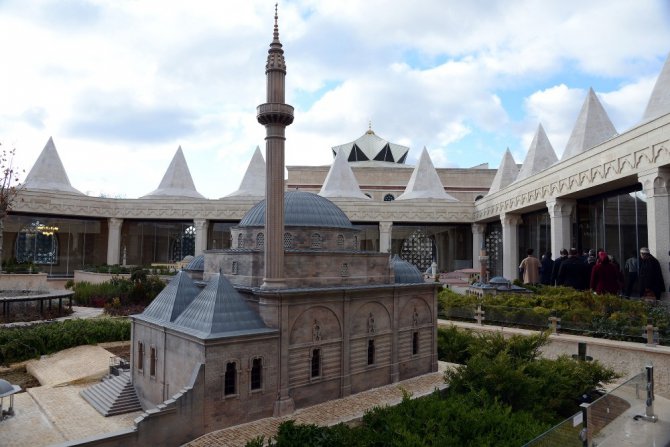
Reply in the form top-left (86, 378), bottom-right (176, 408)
top-left (546, 198), bottom-right (575, 256)
top-left (501, 213), bottom-right (522, 280)
top-left (107, 218), bottom-right (123, 265)
top-left (379, 221), bottom-right (393, 253)
top-left (639, 168), bottom-right (670, 298)
top-left (471, 223), bottom-right (486, 268)
top-left (193, 219), bottom-right (208, 256)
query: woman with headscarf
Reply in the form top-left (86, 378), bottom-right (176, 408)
top-left (590, 251), bottom-right (621, 295)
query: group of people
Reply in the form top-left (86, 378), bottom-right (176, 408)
top-left (518, 247), bottom-right (665, 299)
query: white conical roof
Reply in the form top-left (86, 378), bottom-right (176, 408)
top-left (319, 145), bottom-right (370, 199)
top-left (562, 88), bottom-right (617, 160)
top-left (643, 53), bottom-right (670, 122)
top-left (142, 146), bottom-right (204, 199)
top-left (224, 146), bottom-right (266, 198)
top-left (24, 137), bottom-right (83, 195)
top-left (396, 147), bottom-right (458, 201)
top-left (488, 148), bottom-right (519, 194)
top-left (516, 124), bottom-right (558, 182)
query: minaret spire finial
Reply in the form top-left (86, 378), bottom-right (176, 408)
top-left (273, 3), bottom-right (280, 43)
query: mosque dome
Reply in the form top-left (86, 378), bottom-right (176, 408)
top-left (391, 255), bottom-right (424, 284)
top-left (184, 254), bottom-right (205, 272)
top-left (239, 191), bottom-right (353, 229)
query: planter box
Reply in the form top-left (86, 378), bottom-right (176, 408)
top-left (0, 273), bottom-right (49, 292)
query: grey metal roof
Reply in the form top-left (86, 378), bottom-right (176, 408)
top-left (239, 191), bottom-right (353, 229)
top-left (391, 255), bottom-right (424, 284)
top-left (140, 271), bottom-right (200, 322)
top-left (184, 254), bottom-right (205, 272)
top-left (172, 273), bottom-right (270, 339)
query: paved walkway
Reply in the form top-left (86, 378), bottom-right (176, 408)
top-left (0, 344), bottom-right (140, 447)
top-left (187, 363), bottom-right (452, 447)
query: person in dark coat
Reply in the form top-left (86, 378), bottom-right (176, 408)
top-left (540, 252), bottom-right (554, 285)
top-left (551, 249), bottom-right (568, 286)
top-left (590, 251), bottom-right (621, 295)
top-left (638, 247), bottom-right (665, 300)
top-left (584, 249), bottom-right (597, 290)
top-left (557, 248), bottom-right (588, 290)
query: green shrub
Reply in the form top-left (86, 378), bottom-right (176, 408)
top-left (0, 318), bottom-right (131, 365)
top-left (71, 275), bottom-right (165, 308)
top-left (437, 325), bottom-right (473, 364)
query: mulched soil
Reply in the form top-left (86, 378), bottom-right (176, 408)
top-left (0, 367), bottom-right (40, 392)
top-left (103, 344), bottom-right (130, 361)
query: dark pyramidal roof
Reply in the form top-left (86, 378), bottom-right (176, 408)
top-left (140, 271), bottom-right (200, 322)
top-left (239, 191), bottom-right (353, 229)
top-left (172, 273), bottom-right (272, 339)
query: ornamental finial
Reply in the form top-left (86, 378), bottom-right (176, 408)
top-left (273, 3), bottom-right (280, 43)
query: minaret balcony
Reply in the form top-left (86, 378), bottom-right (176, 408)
top-left (257, 103), bottom-right (295, 126)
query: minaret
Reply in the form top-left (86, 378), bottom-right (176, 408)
top-left (257, 5), bottom-right (294, 289)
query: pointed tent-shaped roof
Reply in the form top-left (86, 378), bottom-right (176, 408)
top-left (139, 271), bottom-right (200, 323)
top-left (172, 273), bottom-right (272, 339)
top-left (24, 137), bottom-right (83, 195)
top-left (319, 145), bottom-right (370, 200)
top-left (643, 53), bottom-right (670, 122)
top-left (562, 88), bottom-right (618, 160)
top-left (516, 124), bottom-right (558, 182)
top-left (396, 147), bottom-right (458, 201)
top-left (141, 146), bottom-right (205, 199)
top-left (488, 148), bottom-right (519, 194)
top-left (225, 146), bottom-right (266, 198)
top-left (331, 129), bottom-right (409, 164)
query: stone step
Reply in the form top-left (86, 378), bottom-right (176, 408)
top-left (80, 372), bottom-right (142, 416)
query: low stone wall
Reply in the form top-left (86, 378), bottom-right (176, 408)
top-left (440, 320), bottom-right (670, 397)
top-left (54, 363), bottom-right (206, 447)
top-left (0, 273), bottom-right (49, 291)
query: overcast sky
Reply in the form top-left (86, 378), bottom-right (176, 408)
top-left (1, 0), bottom-right (669, 199)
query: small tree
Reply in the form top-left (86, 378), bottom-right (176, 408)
top-left (0, 144), bottom-right (24, 269)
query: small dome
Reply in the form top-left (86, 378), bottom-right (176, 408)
top-left (239, 191), bottom-right (353, 229)
top-left (0, 379), bottom-right (20, 397)
top-left (489, 276), bottom-right (511, 285)
top-left (184, 254), bottom-right (205, 272)
top-left (391, 255), bottom-right (424, 284)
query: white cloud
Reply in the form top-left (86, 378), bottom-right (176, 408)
top-left (0, 0), bottom-right (668, 197)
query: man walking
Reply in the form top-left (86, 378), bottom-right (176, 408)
top-left (638, 247), bottom-right (665, 300)
top-left (551, 249), bottom-right (568, 286)
top-left (519, 248), bottom-right (541, 285)
top-left (557, 248), bottom-right (587, 290)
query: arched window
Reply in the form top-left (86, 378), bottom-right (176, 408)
top-left (224, 362), bottom-right (237, 396)
top-left (284, 232), bottom-right (293, 249)
top-left (340, 263), bottom-right (349, 277)
top-left (250, 358), bottom-right (262, 391)
top-left (15, 221), bottom-right (59, 265)
top-left (171, 225), bottom-right (196, 262)
top-left (256, 232), bottom-right (264, 249)
top-left (232, 261), bottom-right (239, 275)
top-left (383, 194), bottom-right (395, 202)
top-left (237, 233), bottom-right (244, 249)
top-left (150, 346), bottom-right (157, 377)
top-left (137, 342), bottom-right (144, 372)
top-left (353, 235), bottom-right (358, 250)
top-left (311, 233), bottom-right (321, 248)
top-left (412, 332), bottom-right (419, 355)
top-left (337, 234), bottom-right (344, 248)
top-left (311, 349), bottom-right (321, 378)
top-left (367, 339), bottom-right (375, 365)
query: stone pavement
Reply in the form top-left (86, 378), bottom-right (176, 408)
top-left (187, 363), bottom-right (452, 447)
top-left (0, 345), bottom-right (141, 447)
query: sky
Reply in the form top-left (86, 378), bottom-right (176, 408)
top-left (0, 0), bottom-right (669, 199)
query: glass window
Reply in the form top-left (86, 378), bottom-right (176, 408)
top-left (150, 346), bottom-right (157, 377)
top-left (250, 358), bottom-right (262, 391)
top-left (367, 339), bottom-right (375, 365)
top-left (311, 349), bottom-right (321, 378)
top-left (137, 342), bottom-right (144, 372)
top-left (412, 332), bottom-right (419, 355)
top-left (237, 233), bottom-right (244, 249)
top-left (224, 362), bottom-right (237, 396)
top-left (256, 233), bottom-right (264, 249)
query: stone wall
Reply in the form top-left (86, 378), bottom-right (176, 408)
top-left (0, 272), bottom-right (49, 291)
